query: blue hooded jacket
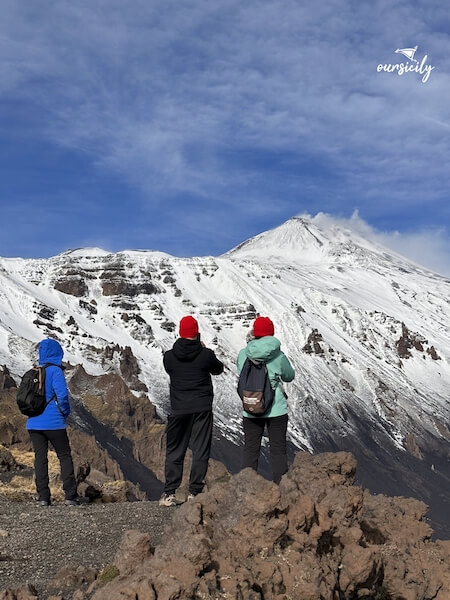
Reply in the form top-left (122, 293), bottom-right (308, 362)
top-left (26, 339), bottom-right (70, 430)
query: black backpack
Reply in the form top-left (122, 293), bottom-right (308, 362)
top-left (237, 358), bottom-right (275, 415)
top-left (16, 365), bottom-right (56, 417)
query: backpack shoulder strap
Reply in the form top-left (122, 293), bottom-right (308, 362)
top-left (32, 365), bottom-right (46, 394)
top-left (41, 364), bottom-right (64, 413)
top-left (258, 359), bottom-right (279, 390)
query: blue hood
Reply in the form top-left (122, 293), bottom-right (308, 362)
top-left (38, 338), bottom-right (64, 366)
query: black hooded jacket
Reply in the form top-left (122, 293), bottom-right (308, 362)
top-left (163, 338), bottom-right (224, 415)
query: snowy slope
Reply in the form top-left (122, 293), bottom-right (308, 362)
top-left (0, 216), bottom-right (449, 530)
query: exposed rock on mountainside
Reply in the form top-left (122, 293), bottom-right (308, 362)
top-left (54, 276), bottom-right (88, 297)
top-left (101, 344), bottom-right (148, 391)
top-left (88, 452), bottom-right (450, 600)
top-left (302, 328), bottom-right (325, 355)
top-left (99, 262), bottom-right (161, 297)
top-left (395, 323), bottom-right (440, 360)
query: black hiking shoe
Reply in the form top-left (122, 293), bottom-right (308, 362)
top-left (65, 496), bottom-right (90, 506)
top-left (38, 499), bottom-right (50, 507)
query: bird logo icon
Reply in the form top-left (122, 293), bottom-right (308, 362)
top-left (395, 46), bottom-right (418, 63)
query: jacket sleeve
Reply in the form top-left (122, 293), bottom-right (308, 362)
top-left (208, 350), bottom-right (224, 375)
top-left (279, 353), bottom-right (295, 383)
top-left (163, 352), bottom-right (171, 375)
top-left (236, 349), bottom-right (247, 374)
top-left (51, 368), bottom-right (71, 417)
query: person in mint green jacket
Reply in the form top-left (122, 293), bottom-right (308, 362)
top-left (237, 316), bottom-right (295, 483)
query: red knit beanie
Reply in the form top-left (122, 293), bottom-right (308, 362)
top-left (179, 316), bottom-right (199, 339)
top-left (253, 316), bottom-right (274, 337)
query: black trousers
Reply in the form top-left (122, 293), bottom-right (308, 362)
top-left (164, 411), bottom-right (213, 496)
top-left (29, 429), bottom-right (77, 502)
top-left (242, 414), bottom-right (288, 484)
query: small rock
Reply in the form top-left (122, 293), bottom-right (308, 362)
top-left (50, 566), bottom-right (97, 590)
top-left (0, 446), bottom-right (18, 473)
top-left (0, 584), bottom-right (38, 600)
top-left (86, 580), bottom-right (101, 595)
top-left (114, 530), bottom-right (152, 576)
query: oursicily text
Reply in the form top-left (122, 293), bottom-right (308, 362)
top-left (377, 55), bottom-right (434, 83)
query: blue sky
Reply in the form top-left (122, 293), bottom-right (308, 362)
top-left (1, 1), bottom-right (450, 272)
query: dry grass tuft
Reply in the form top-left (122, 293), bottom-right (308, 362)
top-left (0, 450), bottom-right (65, 501)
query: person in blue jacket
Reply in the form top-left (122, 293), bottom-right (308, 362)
top-left (237, 317), bottom-right (295, 483)
top-left (27, 338), bottom-right (81, 506)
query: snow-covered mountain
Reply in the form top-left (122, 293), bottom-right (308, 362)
top-left (1, 215), bottom-right (449, 533)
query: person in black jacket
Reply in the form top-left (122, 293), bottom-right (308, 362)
top-left (160, 316), bottom-right (224, 506)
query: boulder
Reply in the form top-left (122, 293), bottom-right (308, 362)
top-left (0, 445), bottom-right (18, 472)
top-left (114, 530), bottom-right (153, 576)
top-left (0, 585), bottom-right (38, 600)
top-left (50, 566), bottom-right (97, 590)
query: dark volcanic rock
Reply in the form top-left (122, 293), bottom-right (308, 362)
top-left (100, 272), bottom-right (159, 297)
top-left (79, 299), bottom-right (97, 315)
top-left (0, 367), bottom-right (16, 391)
top-left (32, 319), bottom-right (63, 334)
top-left (160, 320), bottom-right (176, 332)
top-left (427, 345), bottom-right (441, 360)
top-left (396, 322), bottom-right (428, 359)
top-left (0, 445), bottom-right (18, 472)
top-left (302, 328), bottom-right (325, 355)
top-left (101, 344), bottom-right (148, 391)
top-left (119, 346), bottom-right (142, 385)
top-left (0, 377), bottom-right (28, 447)
top-left (54, 278), bottom-right (88, 297)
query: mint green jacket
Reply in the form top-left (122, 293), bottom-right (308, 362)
top-left (237, 336), bottom-right (295, 418)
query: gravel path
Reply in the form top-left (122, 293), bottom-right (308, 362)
top-left (0, 499), bottom-right (175, 596)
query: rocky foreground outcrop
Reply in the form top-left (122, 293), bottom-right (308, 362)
top-left (1, 452), bottom-right (449, 600)
top-left (84, 451), bottom-right (449, 600)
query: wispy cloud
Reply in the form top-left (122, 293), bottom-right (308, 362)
top-left (311, 210), bottom-right (450, 277)
top-left (0, 1), bottom-right (449, 257)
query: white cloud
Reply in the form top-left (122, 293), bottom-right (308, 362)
top-left (311, 210), bottom-right (450, 277)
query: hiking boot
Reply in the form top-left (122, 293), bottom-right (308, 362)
top-left (159, 493), bottom-right (178, 507)
top-left (65, 496), bottom-right (90, 506)
top-left (187, 493), bottom-right (197, 501)
top-left (38, 499), bottom-right (50, 507)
